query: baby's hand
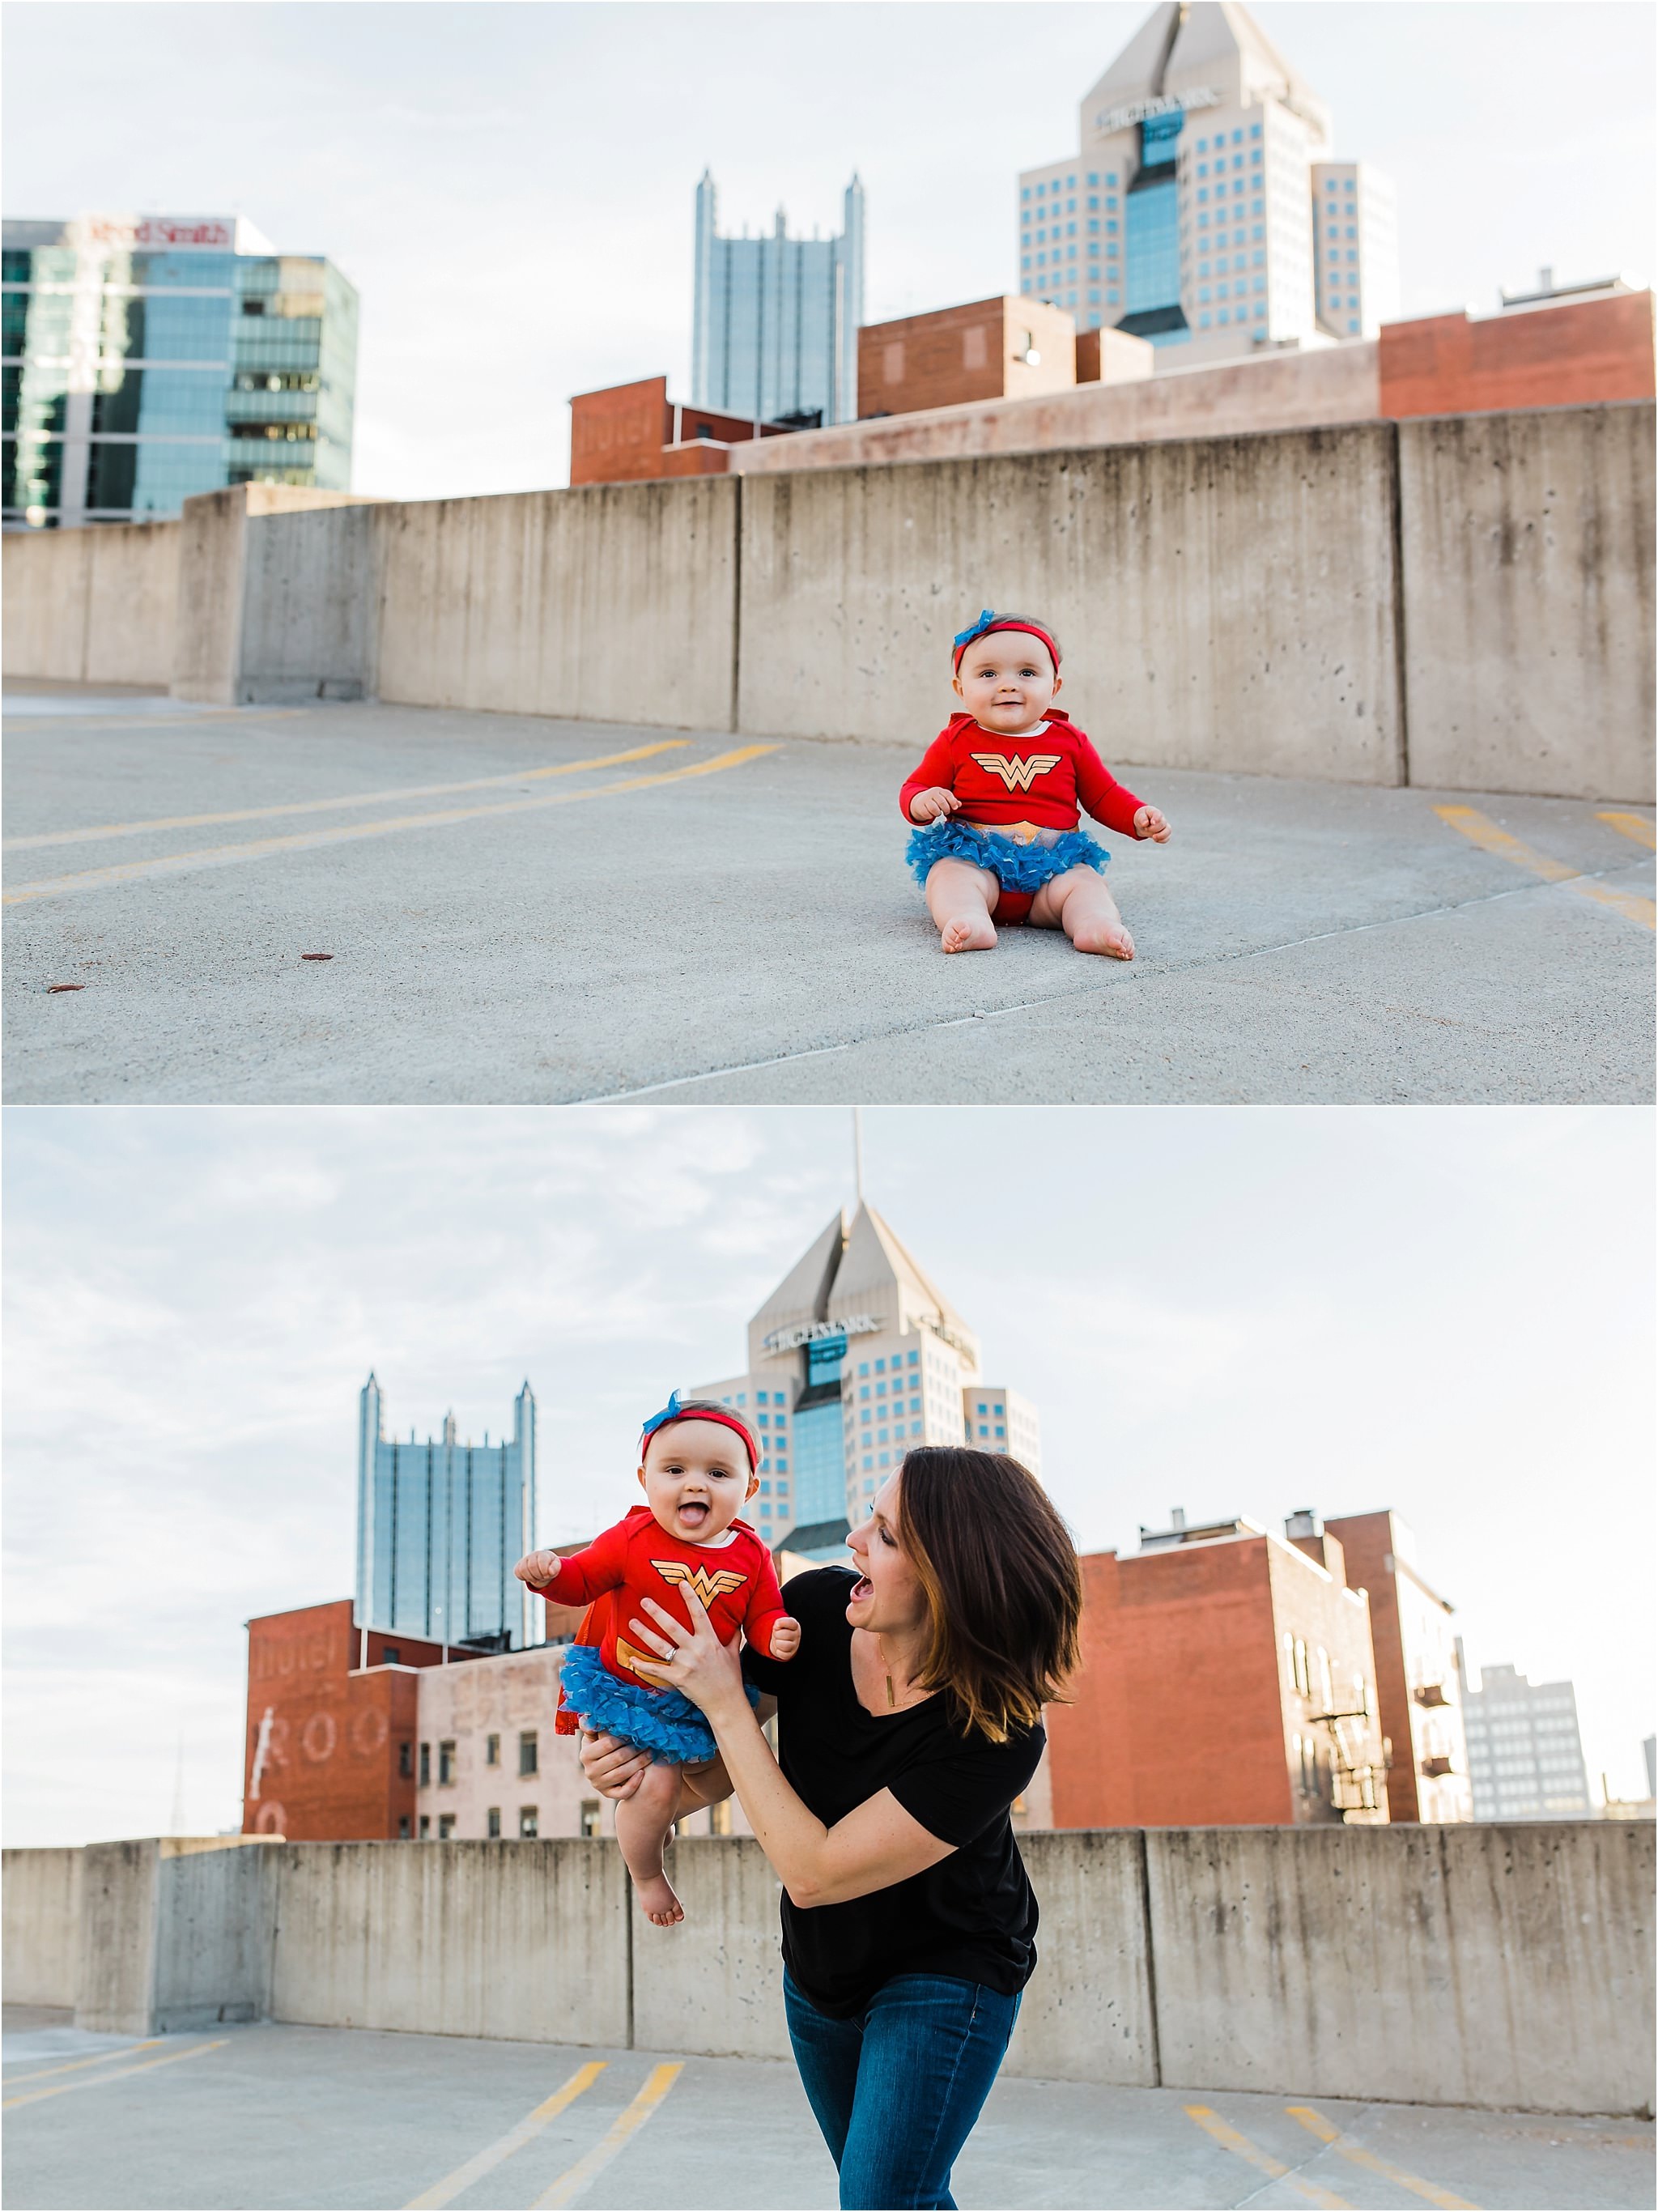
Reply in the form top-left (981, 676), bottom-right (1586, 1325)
top-left (1134, 804), bottom-right (1171, 844)
top-left (768, 1617), bottom-right (801, 1661)
top-left (513, 1548), bottom-right (561, 1589)
top-left (909, 786), bottom-right (959, 824)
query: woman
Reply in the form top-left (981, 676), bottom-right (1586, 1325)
top-left (579, 1444), bottom-right (1082, 2212)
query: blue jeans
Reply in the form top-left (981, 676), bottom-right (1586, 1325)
top-left (784, 1969), bottom-right (1022, 2210)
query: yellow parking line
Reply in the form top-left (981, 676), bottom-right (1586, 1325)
top-left (1287, 2104), bottom-right (1480, 2209)
top-left (531, 2061), bottom-right (683, 2210)
top-left (2, 746), bottom-right (777, 907)
top-left (1435, 805), bottom-right (1655, 930)
top-left (2, 2037), bottom-right (165, 2085)
top-left (403, 2060), bottom-right (606, 2210)
top-left (3, 2037), bottom-right (226, 2108)
top-left (1182, 2105), bottom-right (1352, 2207)
top-left (3, 740), bottom-right (689, 851)
top-left (1598, 810), bottom-right (1657, 850)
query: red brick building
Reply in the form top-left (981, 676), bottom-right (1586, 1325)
top-left (243, 1587), bottom-right (589, 1840)
top-left (857, 297), bottom-right (1078, 419)
top-left (1324, 1510), bottom-right (1471, 1823)
top-left (568, 375), bottom-right (799, 487)
top-left (1379, 287), bottom-right (1654, 419)
top-left (1046, 1513), bottom-right (1390, 1830)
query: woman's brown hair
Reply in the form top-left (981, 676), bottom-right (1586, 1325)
top-left (895, 1447), bottom-right (1082, 1742)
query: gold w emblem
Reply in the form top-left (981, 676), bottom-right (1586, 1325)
top-left (970, 751), bottom-right (1062, 792)
top-left (652, 1560), bottom-right (747, 1607)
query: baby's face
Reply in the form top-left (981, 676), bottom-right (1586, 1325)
top-left (638, 1419), bottom-right (757, 1544)
top-left (953, 633), bottom-right (1061, 732)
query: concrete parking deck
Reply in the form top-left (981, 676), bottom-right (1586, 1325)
top-left (3, 2007), bottom-right (1652, 2212)
top-left (3, 694), bottom-right (1652, 1106)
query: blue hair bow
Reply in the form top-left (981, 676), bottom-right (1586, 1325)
top-left (952, 608), bottom-right (997, 654)
top-left (640, 1389), bottom-right (682, 1438)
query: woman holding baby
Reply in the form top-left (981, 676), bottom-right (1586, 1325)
top-left (580, 1441), bottom-right (1082, 2212)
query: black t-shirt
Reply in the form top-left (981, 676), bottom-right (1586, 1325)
top-left (742, 1566), bottom-right (1044, 2020)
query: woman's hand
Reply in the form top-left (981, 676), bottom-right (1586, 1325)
top-left (578, 1729), bottom-right (651, 1802)
top-left (909, 786), bottom-right (959, 824)
top-left (626, 1590), bottom-right (750, 1725)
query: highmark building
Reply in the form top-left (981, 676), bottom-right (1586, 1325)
top-left (691, 171), bottom-right (865, 428)
top-left (2, 211), bottom-right (358, 530)
top-left (1017, 0), bottom-right (1397, 359)
top-left (695, 1203), bottom-right (1040, 1561)
top-left (355, 1375), bottom-right (542, 1653)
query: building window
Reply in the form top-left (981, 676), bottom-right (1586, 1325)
top-left (438, 1814), bottom-right (456, 1840)
top-left (519, 1730), bottom-right (538, 1776)
top-left (486, 1733), bottom-right (500, 1767)
top-left (580, 1799), bottom-right (602, 1839)
top-left (419, 1815), bottom-right (431, 1840)
top-left (487, 1807), bottom-right (501, 1838)
top-left (519, 1807), bottom-right (538, 1839)
top-left (438, 1740), bottom-right (456, 1786)
top-left (397, 1815), bottom-right (411, 1840)
top-left (398, 1741), bottom-right (413, 1779)
top-left (419, 1742), bottom-right (431, 1787)
top-left (382, 1645), bottom-right (400, 1665)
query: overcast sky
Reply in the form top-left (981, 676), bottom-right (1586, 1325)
top-left (3, 2), bottom-right (1652, 496)
top-left (4, 1104), bottom-right (1652, 1846)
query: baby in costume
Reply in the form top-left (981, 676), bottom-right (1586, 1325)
top-left (902, 608), bottom-right (1172, 957)
top-left (514, 1393), bottom-right (798, 1926)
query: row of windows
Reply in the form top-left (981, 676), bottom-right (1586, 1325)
top-left (404, 1803), bottom-right (603, 1841)
top-left (1193, 126), bottom-right (1263, 151)
top-left (1195, 148), bottom-right (1264, 181)
top-left (1022, 171), bottom-right (1120, 198)
top-left (411, 1729), bottom-right (540, 1785)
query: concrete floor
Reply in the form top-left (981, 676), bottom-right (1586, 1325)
top-left (3, 2008), bottom-right (1652, 2212)
top-left (3, 693), bottom-right (1652, 1106)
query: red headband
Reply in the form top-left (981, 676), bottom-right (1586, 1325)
top-left (952, 618), bottom-right (1061, 673)
top-left (639, 1401), bottom-right (758, 1473)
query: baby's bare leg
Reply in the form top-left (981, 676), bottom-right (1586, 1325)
top-left (925, 857), bottom-right (1001, 954)
top-left (1029, 866), bottom-right (1133, 959)
top-left (614, 1757), bottom-right (686, 1927)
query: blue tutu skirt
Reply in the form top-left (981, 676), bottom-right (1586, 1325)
top-left (559, 1639), bottom-right (760, 1765)
top-left (905, 818), bottom-right (1109, 892)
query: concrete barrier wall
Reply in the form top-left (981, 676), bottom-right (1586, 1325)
top-left (3, 405), bottom-right (1651, 801)
top-left (1, 1845), bottom-right (82, 2006)
top-left (374, 479), bottom-right (740, 732)
top-left (1146, 1821), bottom-right (1655, 2116)
top-left (1400, 402), bottom-right (1656, 802)
top-left (1, 520), bottom-right (179, 685)
top-left (738, 429), bottom-right (1406, 784)
top-left (7, 1823), bottom-right (1647, 2111)
top-left (268, 1839), bottom-right (631, 2048)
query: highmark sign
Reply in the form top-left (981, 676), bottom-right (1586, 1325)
top-left (763, 1316), bottom-right (882, 1354)
top-left (1093, 87), bottom-right (1219, 137)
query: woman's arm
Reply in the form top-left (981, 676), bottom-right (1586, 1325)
top-left (626, 1594), bottom-right (955, 1908)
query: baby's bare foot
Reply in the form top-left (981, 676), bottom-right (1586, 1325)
top-left (940, 914), bottom-right (997, 954)
top-left (636, 1872), bottom-right (683, 1927)
top-left (1072, 918), bottom-right (1135, 959)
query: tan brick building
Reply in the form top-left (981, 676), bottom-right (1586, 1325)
top-left (857, 298), bottom-right (1078, 419)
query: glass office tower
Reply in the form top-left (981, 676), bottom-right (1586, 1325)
top-left (355, 1375), bottom-right (540, 1651)
top-left (691, 171), bottom-right (864, 426)
top-left (2, 213), bottom-right (357, 530)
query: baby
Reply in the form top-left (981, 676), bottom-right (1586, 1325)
top-left (514, 1393), bottom-right (797, 1927)
top-left (901, 608), bottom-right (1171, 957)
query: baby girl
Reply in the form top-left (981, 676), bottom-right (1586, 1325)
top-left (902, 608), bottom-right (1171, 957)
top-left (514, 1393), bottom-right (798, 1926)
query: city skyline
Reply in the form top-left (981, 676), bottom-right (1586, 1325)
top-left (2, 1104), bottom-right (1652, 1848)
top-left (2, 2), bottom-right (1648, 499)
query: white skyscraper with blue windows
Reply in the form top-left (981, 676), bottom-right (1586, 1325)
top-left (694, 1204), bottom-right (1039, 1561)
top-left (1016, 1), bottom-right (1397, 364)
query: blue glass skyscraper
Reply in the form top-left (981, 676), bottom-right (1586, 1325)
top-left (691, 171), bottom-right (864, 427)
top-left (355, 1375), bottom-right (538, 1651)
